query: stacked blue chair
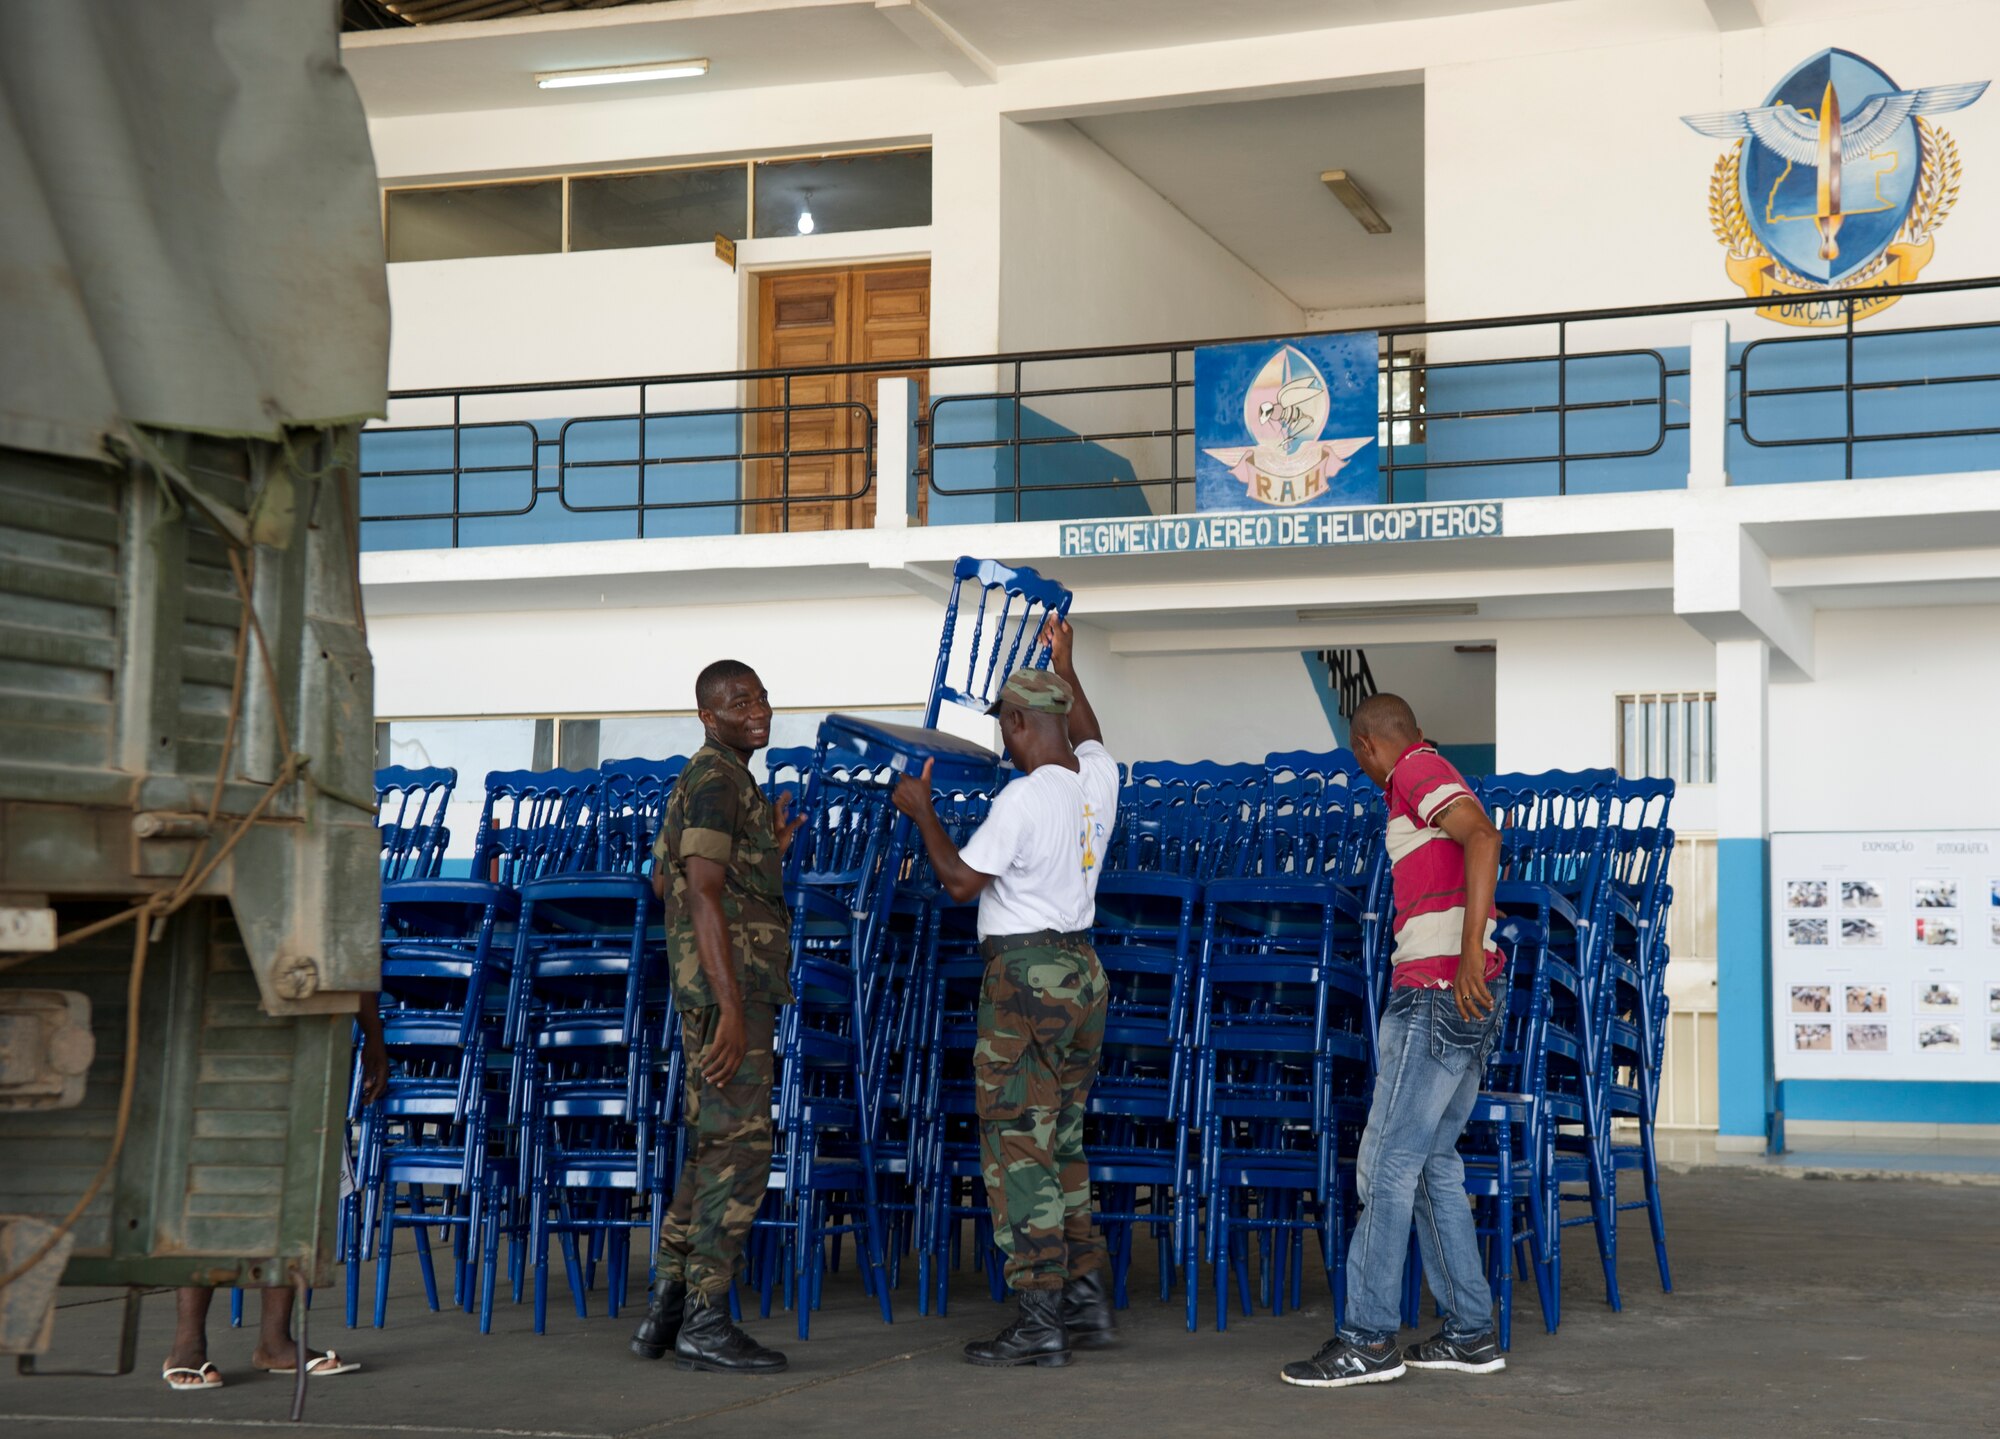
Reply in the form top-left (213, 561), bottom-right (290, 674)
top-left (508, 760), bottom-right (684, 1333)
top-left (1189, 751), bottom-right (1375, 1332)
top-left (1476, 769), bottom-right (1622, 1320)
top-left (1082, 853), bottom-right (1200, 1312)
top-left (377, 765), bottom-right (456, 880)
top-left (1596, 777), bottom-right (1676, 1296)
top-left (360, 766), bottom-right (602, 1330)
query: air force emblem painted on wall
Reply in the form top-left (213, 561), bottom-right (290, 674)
top-left (1682, 49), bottom-right (1986, 326)
top-left (1194, 334), bottom-right (1378, 510)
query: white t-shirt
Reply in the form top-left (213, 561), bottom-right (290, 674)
top-left (958, 740), bottom-right (1119, 938)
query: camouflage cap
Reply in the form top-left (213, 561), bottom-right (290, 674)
top-left (988, 667), bottom-right (1074, 716)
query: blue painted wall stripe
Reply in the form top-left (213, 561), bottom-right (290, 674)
top-left (1717, 836), bottom-right (1773, 1139)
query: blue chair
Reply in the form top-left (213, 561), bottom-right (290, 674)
top-left (360, 766), bottom-right (603, 1331)
top-left (922, 555), bottom-right (1072, 728)
top-left (377, 765), bottom-right (456, 880)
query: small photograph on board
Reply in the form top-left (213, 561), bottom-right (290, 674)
top-left (1912, 879), bottom-right (1959, 910)
top-left (1990, 1021), bottom-right (2000, 1053)
top-left (1990, 983), bottom-right (2000, 1014)
top-left (1990, 916), bottom-right (2000, 947)
top-left (1785, 880), bottom-right (1828, 910)
top-left (1845, 985), bottom-right (1888, 1015)
top-left (1786, 917), bottom-right (1829, 947)
top-left (1917, 1022), bottom-right (1962, 1053)
top-left (1845, 1023), bottom-right (1889, 1053)
top-left (1916, 981), bottom-right (1962, 1012)
top-left (1791, 1022), bottom-right (1833, 1053)
top-left (1841, 916), bottom-right (1882, 947)
top-left (1790, 985), bottom-right (1832, 1014)
top-left (1991, 878), bottom-right (2000, 907)
top-left (1915, 916), bottom-right (1960, 948)
top-left (1840, 879), bottom-right (1885, 910)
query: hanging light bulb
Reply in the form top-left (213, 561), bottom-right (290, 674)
top-left (797, 191), bottom-right (815, 235)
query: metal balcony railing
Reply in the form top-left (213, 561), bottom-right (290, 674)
top-left (357, 275), bottom-right (2000, 550)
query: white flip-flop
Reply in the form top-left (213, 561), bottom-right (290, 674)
top-left (162, 1361), bottom-right (224, 1391)
top-left (266, 1350), bottom-right (361, 1378)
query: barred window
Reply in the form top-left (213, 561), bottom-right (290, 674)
top-left (1616, 692), bottom-right (1716, 785)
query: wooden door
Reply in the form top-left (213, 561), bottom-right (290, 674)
top-left (752, 262), bottom-right (929, 532)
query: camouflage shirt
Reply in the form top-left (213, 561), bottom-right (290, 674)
top-left (652, 742), bottom-right (795, 1012)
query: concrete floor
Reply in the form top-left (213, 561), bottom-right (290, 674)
top-left (6, 1167), bottom-right (1997, 1439)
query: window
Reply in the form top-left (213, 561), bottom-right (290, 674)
top-left (568, 166), bottom-right (749, 252)
top-left (753, 149), bottom-right (931, 238)
top-left (1616, 692), bottom-right (1716, 785)
top-left (383, 147), bottom-right (931, 262)
top-left (1379, 348), bottom-right (1426, 448)
top-left (385, 181), bottom-right (563, 263)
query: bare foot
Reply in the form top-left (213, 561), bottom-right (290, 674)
top-left (251, 1342), bottom-right (326, 1371)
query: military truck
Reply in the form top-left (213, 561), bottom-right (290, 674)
top-left (0, 0), bottom-right (389, 1368)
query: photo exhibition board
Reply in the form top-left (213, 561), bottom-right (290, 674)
top-left (1771, 831), bottom-right (2000, 1082)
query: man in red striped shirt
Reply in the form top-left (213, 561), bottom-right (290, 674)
top-left (1282, 693), bottom-right (1508, 1390)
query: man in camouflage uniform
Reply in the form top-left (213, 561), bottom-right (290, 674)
top-left (630, 659), bottom-right (798, 1375)
top-left (893, 620), bottom-right (1120, 1368)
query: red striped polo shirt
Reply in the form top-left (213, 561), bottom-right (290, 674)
top-left (1384, 740), bottom-right (1503, 990)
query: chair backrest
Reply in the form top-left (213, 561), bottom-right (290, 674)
top-left (471, 767), bottom-right (602, 887)
top-left (596, 756), bottom-right (689, 873)
top-left (923, 555), bottom-right (1073, 727)
top-left (376, 765), bottom-right (456, 880)
top-left (1259, 749), bottom-right (1365, 880)
top-left (763, 745), bottom-right (817, 802)
top-left (1129, 760), bottom-right (1263, 880)
top-left (1479, 767), bottom-right (1618, 890)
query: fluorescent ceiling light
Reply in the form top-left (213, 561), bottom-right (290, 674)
top-left (1321, 170), bottom-right (1391, 235)
top-left (535, 59), bottom-right (708, 90)
top-left (1296, 602), bottom-right (1478, 622)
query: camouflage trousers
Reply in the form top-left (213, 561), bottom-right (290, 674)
top-left (975, 938), bottom-right (1109, 1293)
top-left (656, 1001), bottom-right (775, 1299)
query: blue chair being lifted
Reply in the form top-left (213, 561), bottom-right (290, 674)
top-left (751, 556), bottom-right (1072, 1336)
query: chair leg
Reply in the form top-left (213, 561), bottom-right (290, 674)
top-left (479, 1193), bottom-right (503, 1335)
top-left (1641, 1121), bottom-right (1672, 1293)
top-left (411, 1186), bottom-right (441, 1312)
top-left (373, 1184), bottom-right (396, 1329)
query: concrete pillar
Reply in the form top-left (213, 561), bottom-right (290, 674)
top-left (1687, 317), bottom-right (1731, 489)
top-left (1714, 634), bottom-right (1774, 1148)
top-left (873, 377), bottom-right (919, 530)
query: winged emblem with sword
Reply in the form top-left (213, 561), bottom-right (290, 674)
top-left (1681, 50), bottom-right (1988, 325)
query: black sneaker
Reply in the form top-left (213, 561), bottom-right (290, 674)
top-left (1403, 1330), bottom-right (1506, 1374)
top-left (1279, 1335), bottom-right (1406, 1388)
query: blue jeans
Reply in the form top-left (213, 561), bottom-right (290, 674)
top-left (1339, 985), bottom-right (1502, 1346)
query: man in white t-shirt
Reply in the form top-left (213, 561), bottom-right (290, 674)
top-left (891, 618), bottom-right (1117, 1370)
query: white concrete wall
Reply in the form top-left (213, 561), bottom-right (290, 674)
top-left (1425, 0), bottom-right (2000, 327)
top-left (1363, 641), bottom-right (1497, 747)
top-left (370, 594), bottom-right (946, 721)
top-left (1770, 604), bottom-right (2000, 832)
top-left (998, 119), bottom-right (1302, 351)
top-left (370, 78), bottom-right (1006, 389)
top-left (1492, 614), bottom-right (1720, 833)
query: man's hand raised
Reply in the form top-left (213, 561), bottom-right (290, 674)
top-left (891, 759), bottom-right (936, 822)
top-left (1039, 614), bottom-right (1075, 672)
top-left (773, 789), bottom-right (804, 856)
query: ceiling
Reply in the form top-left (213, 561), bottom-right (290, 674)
top-left (1072, 85), bottom-right (1425, 312)
top-left (341, 0), bottom-right (1538, 116)
top-left (924, 0), bottom-right (1532, 66)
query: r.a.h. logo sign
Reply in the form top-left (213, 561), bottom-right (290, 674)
top-left (1682, 48), bottom-right (1986, 326)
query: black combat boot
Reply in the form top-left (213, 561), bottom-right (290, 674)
top-left (963, 1288), bottom-right (1071, 1368)
top-left (674, 1292), bottom-right (788, 1374)
top-left (628, 1276), bottom-right (687, 1360)
top-left (1060, 1270), bottom-right (1117, 1351)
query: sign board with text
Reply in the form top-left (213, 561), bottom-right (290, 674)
top-left (1058, 501), bottom-right (1502, 558)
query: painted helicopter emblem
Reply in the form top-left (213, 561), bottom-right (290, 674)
top-left (1683, 79), bottom-right (1986, 260)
